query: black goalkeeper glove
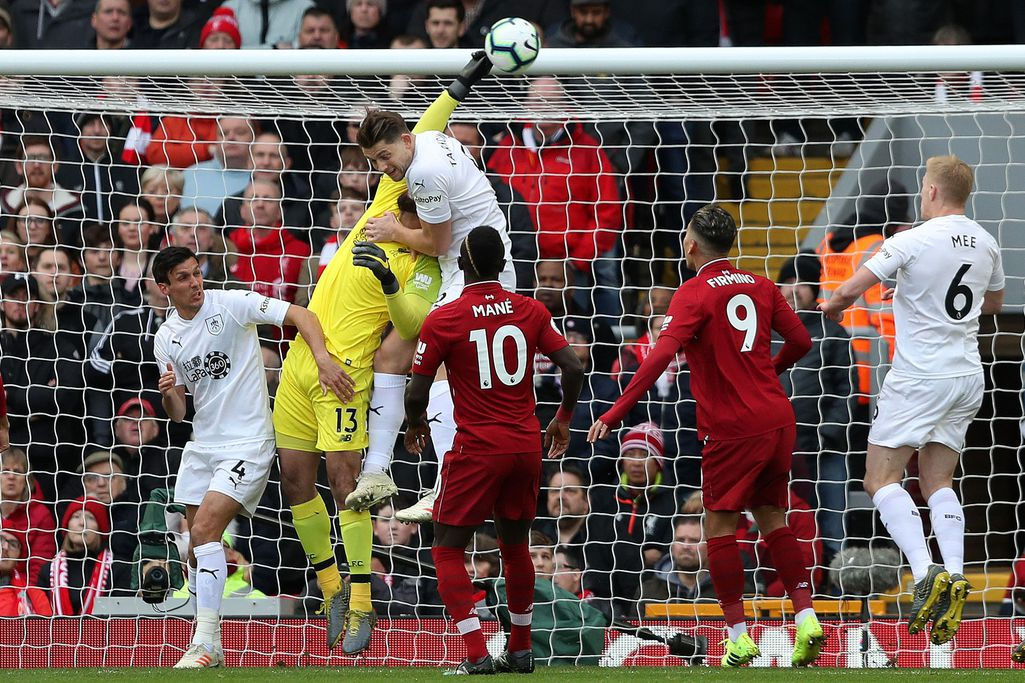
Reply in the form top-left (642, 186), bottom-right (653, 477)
top-left (447, 50), bottom-right (493, 102)
top-left (352, 241), bottom-right (399, 295)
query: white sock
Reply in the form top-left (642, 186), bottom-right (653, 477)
top-left (193, 541), bottom-right (226, 646)
top-left (427, 380), bottom-right (456, 492)
top-left (928, 487), bottom-right (965, 575)
top-left (795, 607), bottom-right (816, 627)
top-left (873, 483), bottom-right (932, 582)
top-left (727, 622), bottom-right (748, 642)
top-left (188, 562), bottom-right (197, 602)
top-left (364, 373), bottom-right (407, 474)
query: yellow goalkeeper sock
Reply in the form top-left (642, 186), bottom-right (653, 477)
top-left (339, 508), bottom-right (373, 611)
top-left (291, 496), bottom-right (342, 598)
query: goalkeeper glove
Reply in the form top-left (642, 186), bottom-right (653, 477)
top-left (352, 241), bottom-right (399, 295)
top-left (447, 50), bottom-right (493, 102)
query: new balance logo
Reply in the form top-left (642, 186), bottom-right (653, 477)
top-left (199, 568), bottom-right (219, 578)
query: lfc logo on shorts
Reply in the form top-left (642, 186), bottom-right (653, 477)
top-left (205, 314), bottom-right (224, 336)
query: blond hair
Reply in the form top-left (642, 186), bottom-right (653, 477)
top-left (926, 155), bottom-right (973, 206)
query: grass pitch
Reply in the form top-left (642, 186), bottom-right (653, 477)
top-left (1, 668), bottom-right (1022, 682)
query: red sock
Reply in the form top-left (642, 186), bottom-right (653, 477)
top-left (432, 545), bottom-right (488, 661)
top-left (764, 527), bottom-right (814, 613)
top-left (706, 535), bottom-right (747, 627)
top-left (499, 540), bottom-right (534, 653)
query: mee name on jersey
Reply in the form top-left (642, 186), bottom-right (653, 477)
top-left (154, 289), bottom-right (289, 447)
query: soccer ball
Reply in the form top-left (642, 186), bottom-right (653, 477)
top-left (485, 17), bottom-right (541, 75)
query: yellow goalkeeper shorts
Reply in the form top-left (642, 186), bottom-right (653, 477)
top-left (273, 344), bottom-right (373, 453)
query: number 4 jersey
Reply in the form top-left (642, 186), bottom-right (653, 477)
top-left (864, 213), bottom-right (1004, 379)
top-left (411, 281), bottom-right (568, 455)
top-left (657, 259), bottom-right (808, 441)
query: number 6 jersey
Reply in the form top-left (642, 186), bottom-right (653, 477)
top-left (411, 280), bottom-right (568, 455)
top-left (864, 213), bottom-right (1004, 379)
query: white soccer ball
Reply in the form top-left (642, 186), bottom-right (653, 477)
top-left (485, 17), bottom-right (541, 75)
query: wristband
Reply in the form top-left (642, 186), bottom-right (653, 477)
top-left (555, 406), bottom-right (573, 423)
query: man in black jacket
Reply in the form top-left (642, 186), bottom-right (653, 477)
top-left (776, 252), bottom-right (853, 560)
top-left (131, 0), bottom-right (205, 48)
top-left (56, 113), bottom-right (140, 224)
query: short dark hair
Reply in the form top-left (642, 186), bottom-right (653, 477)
top-left (118, 197), bottom-right (155, 223)
top-left (555, 545), bottom-right (584, 570)
top-left (460, 225), bottom-right (505, 279)
top-left (80, 222), bottom-right (114, 249)
top-left (357, 110), bottom-right (409, 149)
top-left (152, 246), bottom-right (198, 284)
top-left (529, 530), bottom-right (554, 548)
top-left (688, 203), bottom-right (736, 255)
top-left (547, 464), bottom-right (588, 488)
top-left (302, 6), bottom-right (335, 23)
top-left (427, 0), bottom-right (465, 22)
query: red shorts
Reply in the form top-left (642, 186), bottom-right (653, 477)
top-left (434, 449), bottom-right (541, 527)
top-left (701, 424), bottom-right (796, 512)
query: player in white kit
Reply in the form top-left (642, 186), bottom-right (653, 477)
top-left (821, 156), bottom-right (1004, 646)
top-left (350, 107), bottom-right (517, 522)
top-left (152, 246), bottom-right (353, 668)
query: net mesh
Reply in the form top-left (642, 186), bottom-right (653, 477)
top-left (0, 57), bottom-right (1022, 668)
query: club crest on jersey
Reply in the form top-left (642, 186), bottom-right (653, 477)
top-left (205, 314), bottom-right (224, 336)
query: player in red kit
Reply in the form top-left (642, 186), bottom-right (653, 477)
top-left (588, 204), bottom-right (822, 667)
top-left (404, 225), bottom-right (584, 675)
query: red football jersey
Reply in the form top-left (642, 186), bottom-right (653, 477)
top-left (657, 259), bottom-right (806, 440)
top-left (412, 281), bottom-right (569, 455)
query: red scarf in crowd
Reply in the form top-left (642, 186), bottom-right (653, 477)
top-left (48, 549), bottom-right (112, 615)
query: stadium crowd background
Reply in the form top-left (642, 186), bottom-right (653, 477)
top-left (0, 0), bottom-right (1023, 628)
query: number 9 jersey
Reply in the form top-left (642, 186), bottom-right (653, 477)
top-left (658, 258), bottom-right (808, 442)
top-left (411, 281), bottom-right (568, 456)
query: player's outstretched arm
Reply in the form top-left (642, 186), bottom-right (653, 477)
top-left (158, 362), bottom-right (187, 423)
top-left (284, 305), bottom-right (355, 402)
top-left (818, 265), bottom-right (881, 322)
top-left (403, 373), bottom-right (434, 455)
top-left (544, 346), bottom-right (584, 458)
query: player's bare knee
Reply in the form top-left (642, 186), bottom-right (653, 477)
top-left (190, 517), bottom-right (227, 548)
top-left (375, 330), bottom-right (415, 373)
top-left (751, 506), bottom-right (786, 534)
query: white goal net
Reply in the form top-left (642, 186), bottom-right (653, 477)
top-left (0, 47), bottom-right (1022, 668)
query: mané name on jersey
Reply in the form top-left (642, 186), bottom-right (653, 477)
top-left (412, 281), bottom-right (568, 455)
top-left (154, 289), bottom-right (290, 447)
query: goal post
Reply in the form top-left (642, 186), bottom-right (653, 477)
top-left (0, 46), bottom-right (1022, 669)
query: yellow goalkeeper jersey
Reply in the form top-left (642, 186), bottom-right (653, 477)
top-left (295, 92), bottom-right (459, 369)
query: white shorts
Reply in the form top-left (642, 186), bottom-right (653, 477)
top-left (868, 372), bottom-right (984, 451)
top-left (174, 438), bottom-right (275, 516)
top-left (431, 263), bottom-right (517, 312)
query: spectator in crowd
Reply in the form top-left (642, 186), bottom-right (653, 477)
top-left (227, 179), bottom-right (311, 302)
top-left (488, 77), bottom-right (624, 317)
top-left (167, 207), bottom-right (237, 288)
top-left (146, 113), bottom-right (219, 170)
top-left (218, 131), bottom-right (312, 232)
top-left (39, 497), bottom-right (117, 614)
top-left (131, 0), bottom-right (203, 48)
top-left (83, 0), bottom-right (132, 49)
top-left (140, 165), bottom-right (184, 227)
top-left (332, 145), bottom-right (375, 200)
top-left (0, 4), bottom-right (16, 49)
top-left (0, 274), bottom-right (87, 499)
top-left (112, 198), bottom-right (158, 302)
top-left (370, 498), bottom-right (443, 616)
top-left (448, 121), bottom-right (537, 293)
top-left (199, 6), bottom-right (241, 48)
top-left (406, 0), bottom-right (566, 47)
top-left (547, 0), bottom-right (635, 48)
top-left (221, 0), bottom-right (312, 49)
top-left (182, 116), bottom-right (255, 216)
top-left (294, 188), bottom-right (367, 307)
top-left (0, 448), bottom-right (57, 586)
top-left (553, 545), bottom-right (593, 601)
top-left (109, 397), bottom-right (180, 502)
top-left (634, 515), bottom-right (718, 619)
top-left (776, 252), bottom-right (853, 561)
top-left (11, 0), bottom-right (93, 47)
top-left (75, 222), bottom-right (131, 332)
top-left (533, 260), bottom-right (617, 373)
top-left (536, 317), bottom-right (621, 477)
top-left (387, 34), bottom-right (429, 102)
top-left (530, 531), bottom-right (556, 578)
top-left (586, 421), bottom-right (674, 618)
top-left (297, 6), bottom-right (341, 48)
top-left (31, 246), bottom-right (97, 353)
top-left (1, 137), bottom-right (84, 245)
top-left (465, 531), bottom-right (500, 581)
top-left (11, 199), bottom-right (57, 265)
top-left (0, 528), bottom-right (52, 616)
top-left (57, 112), bottom-right (139, 224)
top-left (0, 231), bottom-right (27, 277)
top-left (536, 467), bottom-right (592, 549)
top-left (608, 0), bottom-right (718, 47)
top-left (423, 0), bottom-right (466, 48)
top-left (347, 0), bottom-right (390, 48)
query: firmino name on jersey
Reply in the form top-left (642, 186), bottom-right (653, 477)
top-left (706, 272), bottom-right (756, 288)
top-left (472, 300), bottom-right (514, 318)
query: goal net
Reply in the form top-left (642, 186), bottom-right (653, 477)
top-left (0, 46), bottom-right (1022, 669)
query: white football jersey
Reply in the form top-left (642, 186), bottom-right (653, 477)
top-left (406, 131), bottom-right (513, 285)
top-left (154, 289), bottom-right (290, 447)
top-left (864, 214), bottom-right (1004, 378)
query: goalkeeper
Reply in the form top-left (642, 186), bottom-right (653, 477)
top-left (272, 52), bottom-right (492, 655)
